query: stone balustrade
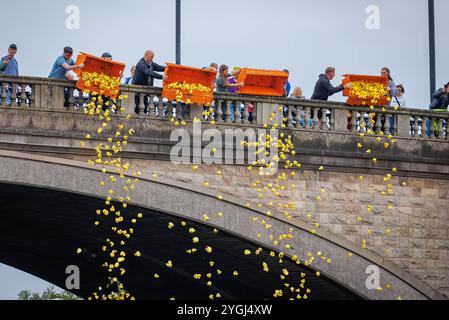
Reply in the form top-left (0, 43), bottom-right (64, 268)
top-left (1, 74), bottom-right (448, 141)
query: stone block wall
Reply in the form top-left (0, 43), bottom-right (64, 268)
top-left (69, 158), bottom-right (446, 298)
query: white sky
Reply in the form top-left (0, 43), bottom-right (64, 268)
top-left (1, 0), bottom-right (448, 299)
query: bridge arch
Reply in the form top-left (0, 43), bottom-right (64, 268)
top-left (0, 150), bottom-right (443, 300)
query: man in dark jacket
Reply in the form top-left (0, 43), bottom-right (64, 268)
top-left (429, 82), bottom-right (449, 110)
top-left (311, 67), bottom-right (350, 101)
top-left (132, 50), bottom-right (167, 115)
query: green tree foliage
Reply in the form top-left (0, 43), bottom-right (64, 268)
top-left (17, 286), bottom-right (82, 300)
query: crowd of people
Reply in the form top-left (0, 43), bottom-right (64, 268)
top-left (1, 43), bottom-right (449, 128)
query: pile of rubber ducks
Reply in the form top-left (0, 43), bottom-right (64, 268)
top-left (81, 72), bottom-right (121, 97)
top-left (167, 81), bottom-right (212, 103)
top-left (350, 80), bottom-right (388, 102)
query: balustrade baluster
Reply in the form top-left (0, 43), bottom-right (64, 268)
top-left (295, 107), bottom-right (302, 128)
top-left (350, 110), bottom-right (357, 132)
top-left (149, 95), bottom-right (157, 117)
top-left (305, 107), bottom-right (311, 129)
top-left (384, 112), bottom-right (391, 135)
top-left (234, 101), bottom-right (241, 124)
top-left (10, 84), bottom-right (18, 107)
top-left (0, 83), bottom-right (7, 107)
top-left (242, 102), bottom-right (250, 124)
top-left (374, 112), bottom-right (382, 134)
top-left (224, 100), bottom-right (231, 123)
top-left (437, 117), bottom-right (444, 140)
top-left (215, 100), bottom-right (223, 123)
top-left (392, 114), bottom-right (398, 136)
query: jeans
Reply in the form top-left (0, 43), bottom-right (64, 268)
top-left (229, 102), bottom-right (245, 122)
top-left (248, 112), bottom-right (254, 123)
top-left (154, 100), bottom-right (174, 117)
top-left (388, 115), bottom-right (395, 134)
top-left (179, 102), bottom-right (189, 119)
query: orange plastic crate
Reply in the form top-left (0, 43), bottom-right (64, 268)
top-left (237, 68), bottom-right (289, 97)
top-left (74, 52), bottom-right (126, 98)
top-left (343, 74), bottom-right (389, 106)
top-left (162, 63), bottom-right (217, 105)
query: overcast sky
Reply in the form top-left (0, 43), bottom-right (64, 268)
top-left (1, 0), bottom-right (448, 299)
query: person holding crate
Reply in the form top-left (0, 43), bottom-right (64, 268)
top-left (311, 67), bottom-right (350, 128)
top-left (379, 67), bottom-right (397, 133)
top-left (215, 64), bottom-right (244, 121)
top-left (132, 50), bottom-right (167, 116)
top-left (48, 46), bottom-right (85, 109)
top-left (311, 67), bottom-right (350, 101)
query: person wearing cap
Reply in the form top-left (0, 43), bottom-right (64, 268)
top-left (101, 52), bottom-right (113, 60)
top-left (1, 44), bottom-right (19, 76)
top-left (49, 46), bottom-right (84, 80)
top-left (49, 47), bottom-right (84, 109)
top-left (0, 44), bottom-right (20, 106)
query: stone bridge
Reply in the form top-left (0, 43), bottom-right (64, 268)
top-left (0, 75), bottom-right (448, 300)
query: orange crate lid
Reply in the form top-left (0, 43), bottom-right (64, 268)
top-left (237, 68), bottom-right (289, 97)
top-left (74, 52), bottom-right (126, 98)
top-left (162, 63), bottom-right (217, 105)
